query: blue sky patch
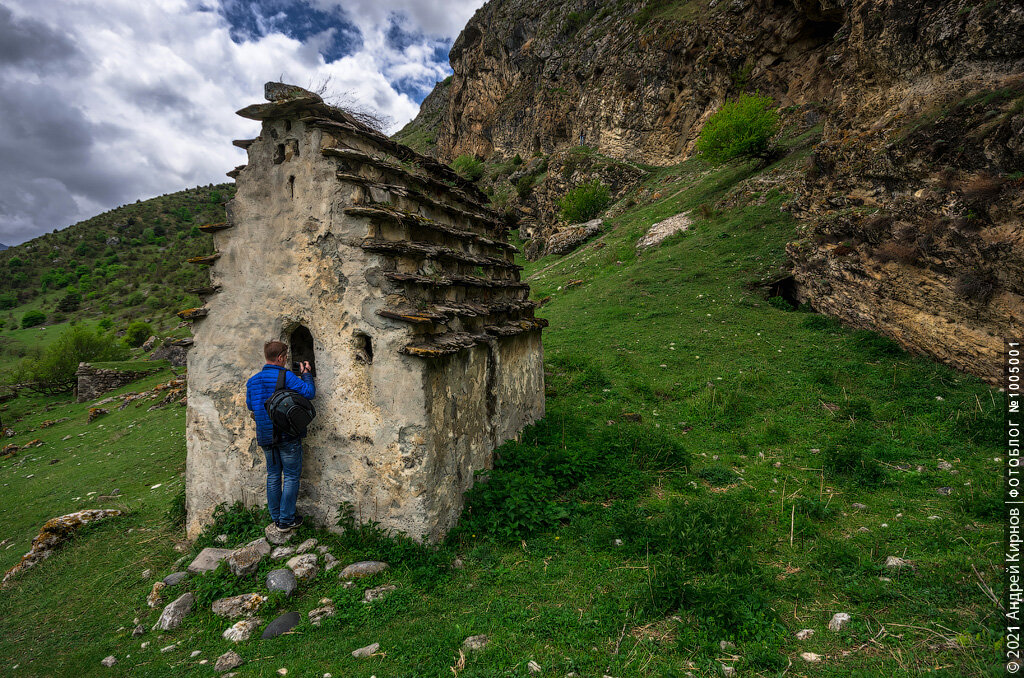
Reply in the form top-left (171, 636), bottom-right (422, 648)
top-left (219, 0), bottom-right (362, 63)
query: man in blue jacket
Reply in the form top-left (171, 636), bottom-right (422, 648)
top-left (246, 340), bottom-right (316, 530)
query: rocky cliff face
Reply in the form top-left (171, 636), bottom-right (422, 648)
top-left (402, 0), bottom-right (1023, 381)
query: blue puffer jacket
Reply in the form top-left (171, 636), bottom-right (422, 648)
top-left (245, 364), bottom-right (316, 447)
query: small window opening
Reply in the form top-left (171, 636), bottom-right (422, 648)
top-left (284, 120), bottom-right (292, 132)
top-left (289, 325), bottom-right (316, 377)
top-left (288, 175), bottom-right (295, 199)
top-left (354, 332), bottom-right (373, 365)
top-left (274, 143), bottom-right (285, 164)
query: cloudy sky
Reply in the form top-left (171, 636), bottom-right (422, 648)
top-left (0, 0), bottom-right (486, 246)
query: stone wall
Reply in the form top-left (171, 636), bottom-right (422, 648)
top-left (185, 85), bottom-right (545, 541)
top-left (75, 363), bottom-right (163, 403)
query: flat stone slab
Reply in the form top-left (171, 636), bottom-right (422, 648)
top-left (339, 560), bottom-right (388, 579)
top-left (187, 547), bottom-right (234, 574)
top-left (212, 593), bottom-right (266, 618)
top-left (352, 642), bottom-right (379, 658)
top-left (163, 571), bottom-right (188, 586)
top-left (265, 523), bottom-right (294, 545)
top-left (153, 592), bottom-right (194, 631)
top-left (223, 618), bottom-right (261, 643)
top-left (637, 212), bottom-right (692, 249)
top-left (261, 611), bottom-right (300, 639)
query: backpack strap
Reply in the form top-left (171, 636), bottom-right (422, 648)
top-left (271, 368), bottom-right (287, 444)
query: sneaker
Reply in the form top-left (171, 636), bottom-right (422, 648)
top-left (279, 516), bottom-right (303, 530)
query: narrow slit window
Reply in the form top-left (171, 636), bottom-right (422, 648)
top-left (288, 175), bottom-right (295, 199)
top-left (354, 332), bottom-right (373, 364)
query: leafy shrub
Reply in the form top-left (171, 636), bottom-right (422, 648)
top-left (558, 180), bottom-right (610, 223)
top-left (0, 293), bottom-right (16, 310)
top-left (124, 321), bottom-right (153, 347)
top-left (194, 502), bottom-right (267, 550)
top-left (696, 94), bottom-right (779, 164)
top-left (767, 296), bottom-right (793, 311)
top-left (191, 562), bottom-right (252, 609)
top-left (166, 489), bottom-right (187, 527)
top-left (12, 323), bottom-right (127, 393)
top-left (20, 310), bottom-right (46, 328)
top-left (451, 155), bottom-right (484, 181)
top-left (516, 175), bottom-right (536, 199)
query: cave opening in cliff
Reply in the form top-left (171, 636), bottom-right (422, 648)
top-left (767, 275), bottom-right (801, 309)
top-left (800, 17), bottom-right (842, 45)
top-left (289, 325), bottom-right (316, 377)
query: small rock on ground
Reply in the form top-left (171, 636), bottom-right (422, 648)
top-left (795, 629), bottom-right (814, 640)
top-left (101, 656), bottom-right (117, 667)
top-left (720, 665), bottom-right (736, 677)
top-left (363, 584), bottom-right (397, 603)
top-left (160, 643), bottom-right (178, 653)
top-left (132, 624), bottom-right (145, 637)
top-left (212, 593), bottom-right (266, 618)
top-left (637, 212), bottom-right (692, 249)
top-left (262, 611), bottom-right (301, 639)
top-left (352, 642), bottom-right (380, 658)
top-left (223, 618), bottom-right (262, 643)
top-left (462, 634), bottom-right (489, 652)
top-left (851, 503), bottom-right (867, 510)
top-left (227, 542), bottom-right (265, 577)
top-left (163, 571), bottom-right (188, 586)
top-left (719, 640), bottom-right (735, 651)
top-left (801, 652), bottom-right (822, 663)
top-left (271, 546), bottom-right (296, 560)
top-left (339, 560), bottom-right (388, 579)
top-left (938, 460), bottom-right (953, 471)
top-left (828, 612), bottom-right (851, 631)
top-left (308, 599), bottom-right (336, 626)
top-left (884, 555), bottom-right (912, 569)
top-left (286, 553), bottom-right (318, 582)
top-left (153, 592), bottom-right (194, 631)
top-left (294, 538), bottom-right (318, 554)
top-left (267, 568), bottom-right (298, 596)
top-left (187, 547), bottom-right (234, 574)
top-left (528, 660), bottom-right (542, 673)
top-left (215, 650), bottom-right (244, 672)
top-left (324, 553), bottom-right (339, 571)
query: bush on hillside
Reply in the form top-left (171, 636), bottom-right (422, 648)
top-left (21, 310), bottom-right (46, 329)
top-left (558, 180), bottom-right (611, 223)
top-left (10, 324), bottom-right (128, 394)
top-left (451, 155), bottom-right (484, 181)
top-left (0, 293), bottom-right (16, 310)
top-left (124, 321), bottom-right (153, 347)
top-left (56, 290), bottom-right (82, 312)
top-left (696, 93), bottom-right (779, 164)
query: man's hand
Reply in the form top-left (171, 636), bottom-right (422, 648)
top-left (300, 361), bottom-right (311, 374)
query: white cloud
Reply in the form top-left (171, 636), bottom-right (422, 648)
top-left (0, 0), bottom-right (484, 245)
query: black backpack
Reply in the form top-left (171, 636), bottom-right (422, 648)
top-left (264, 369), bottom-right (316, 441)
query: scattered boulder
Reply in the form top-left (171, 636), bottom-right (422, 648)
top-left (363, 584), bottom-right (396, 603)
top-left (246, 537), bottom-right (272, 556)
top-left (308, 598), bottom-right (336, 626)
top-left (2, 509), bottom-right (123, 588)
top-left (227, 542), bottom-right (266, 576)
top-left (884, 555), bottom-right (913, 569)
top-left (141, 336), bottom-right (158, 352)
top-left (187, 547), bottom-right (234, 574)
top-left (271, 546), bottom-right (296, 560)
top-left (294, 538), bottom-right (318, 554)
top-left (223, 618), bottom-right (262, 643)
top-left (339, 560), bottom-right (388, 579)
top-left (101, 656), bottom-right (117, 667)
top-left (132, 624), bottom-right (145, 637)
top-left (262, 611), bottom-right (301, 639)
top-left (544, 218), bottom-right (602, 256)
top-left (323, 553), bottom-right (339, 571)
top-left (828, 612), bottom-right (851, 632)
top-left (351, 642), bottom-right (380, 658)
top-left (146, 581), bottom-right (165, 608)
top-left (266, 568), bottom-right (297, 597)
top-left (163, 571), bottom-right (188, 586)
top-left (212, 593), bottom-right (266, 618)
top-left (153, 592), bottom-right (195, 631)
top-left (215, 650), bottom-right (244, 672)
top-left (462, 634), bottom-right (489, 652)
top-left (265, 523), bottom-right (294, 545)
top-left (160, 643), bottom-right (178, 653)
top-left (286, 553), bottom-right (318, 582)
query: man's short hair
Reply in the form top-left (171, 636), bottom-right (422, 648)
top-left (264, 340), bottom-right (288, 362)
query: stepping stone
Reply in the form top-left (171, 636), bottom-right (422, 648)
top-left (351, 642), bottom-right (379, 658)
top-left (266, 568), bottom-right (297, 596)
top-left (261, 611), bottom-right (301, 639)
top-left (338, 561), bottom-right (388, 580)
top-left (227, 542), bottom-right (265, 576)
top-left (187, 547), bottom-right (234, 574)
top-left (363, 584), bottom-right (396, 603)
top-left (215, 650), bottom-right (243, 672)
top-left (212, 593), bottom-right (266, 618)
top-left (294, 538), bottom-right (318, 554)
top-left (265, 523), bottom-right (294, 546)
top-left (153, 592), bottom-right (194, 631)
top-left (286, 553), bottom-right (318, 582)
top-left (271, 546), bottom-right (296, 560)
top-left (163, 571), bottom-right (188, 586)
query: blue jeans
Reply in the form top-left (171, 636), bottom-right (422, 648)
top-left (263, 438), bottom-right (303, 524)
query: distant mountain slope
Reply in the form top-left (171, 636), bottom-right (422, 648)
top-left (0, 184), bottom-right (231, 327)
top-left (0, 244), bottom-right (8, 251)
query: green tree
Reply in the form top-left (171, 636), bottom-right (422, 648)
top-left (124, 321), bottom-right (153, 347)
top-left (10, 324), bottom-right (128, 394)
top-left (696, 93), bottom-right (779, 164)
top-left (56, 290), bottom-right (82, 312)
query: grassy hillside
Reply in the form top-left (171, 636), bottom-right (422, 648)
top-left (0, 140), bottom-right (1003, 676)
top-left (0, 185), bottom-right (230, 359)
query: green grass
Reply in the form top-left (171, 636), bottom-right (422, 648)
top-left (0, 140), bottom-right (1004, 676)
